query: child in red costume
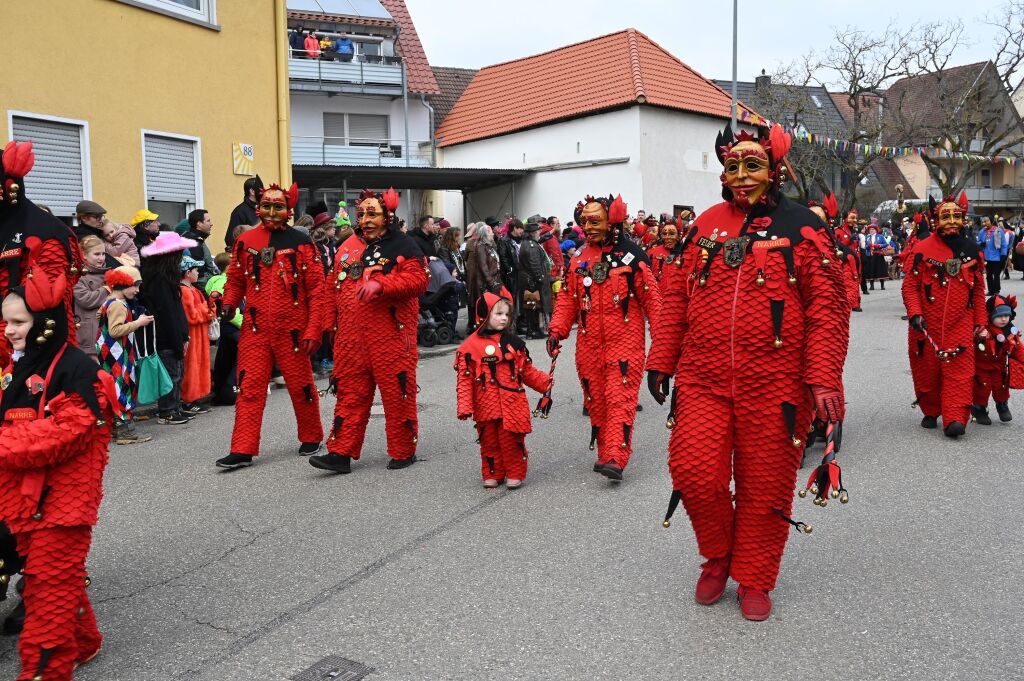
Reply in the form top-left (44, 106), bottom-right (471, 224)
top-left (971, 294), bottom-right (1024, 425)
top-left (308, 188), bottom-right (429, 475)
top-left (179, 255), bottom-right (214, 412)
top-left (547, 193), bottom-right (662, 481)
top-left (455, 289), bottom-right (552, 489)
top-left (0, 252), bottom-right (116, 681)
top-left (646, 221), bottom-right (680, 281)
top-left (215, 183), bottom-right (327, 469)
top-left (902, 194), bottom-right (987, 438)
top-left (647, 124), bottom-right (849, 621)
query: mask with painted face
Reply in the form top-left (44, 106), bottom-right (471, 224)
top-left (356, 188), bottom-right (400, 241)
top-left (715, 124), bottom-right (791, 211)
top-left (660, 224), bottom-right (679, 250)
top-left (257, 183), bottom-right (299, 231)
top-left (931, 193), bottom-right (969, 238)
top-left (573, 194), bottom-right (627, 247)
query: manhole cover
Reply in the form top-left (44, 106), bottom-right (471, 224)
top-left (292, 655), bottom-right (374, 681)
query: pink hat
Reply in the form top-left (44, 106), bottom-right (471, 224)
top-left (140, 231), bottom-right (198, 257)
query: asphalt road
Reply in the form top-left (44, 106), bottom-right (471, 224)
top-left (1, 278), bottom-right (1022, 681)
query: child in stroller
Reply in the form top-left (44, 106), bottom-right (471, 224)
top-left (418, 259), bottom-right (462, 346)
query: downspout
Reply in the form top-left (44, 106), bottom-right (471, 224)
top-left (274, 0), bottom-right (292, 184)
top-left (421, 95), bottom-right (435, 166)
top-left (403, 61), bottom-right (410, 168)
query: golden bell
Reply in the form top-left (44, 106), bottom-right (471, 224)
top-left (821, 258), bottom-right (831, 267)
top-left (0, 558), bottom-right (4, 570)
top-left (623, 316), bottom-right (630, 323)
top-left (839, 492), bottom-right (849, 504)
top-left (622, 377), bottom-right (628, 385)
top-left (45, 319), bottom-right (55, 329)
top-left (774, 338), bottom-right (784, 349)
top-left (31, 512), bottom-right (42, 520)
top-left (788, 275), bottom-right (797, 285)
top-left (34, 335), bottom-right (46, 345)
top-left (662, 520), bottom-right (671, 528)
top-left (803, 524), bottom-right (813, 534)
top-left (809, 483), bottom-right (819, 495)
top-left (0, 575), bottom-right (8, 585)
top-left (755, 275), bottom-right (765, 287)
top-left (412, 436), bottom-right (418, 444)
top-left (293, 346), bottom-right (299, 352)
top-left (798, 488), bottom-right (808, 498)
top-left (830, 489), bottom-right (839, 499)
top-left (78, 607), bottom-right (86, 616)
top-left (43, 329), bottom-right (54, 338)
top-left (791, 436), bottom-right (801, 448)
top-left (666, 418), bottom-right (675, 430)
top-left (820, 499), bottom-right (828, 507)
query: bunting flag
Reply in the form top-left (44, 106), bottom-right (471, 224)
top-left (782, 124), bottom-right (1023, 166)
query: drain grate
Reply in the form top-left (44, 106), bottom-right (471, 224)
top-left (291, 655), bottom-right (374, 681)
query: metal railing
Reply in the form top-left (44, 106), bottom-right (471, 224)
top-left (928, 186), bottom-right (1024, 205)
top-left (288, 51), bottom-right (403, 89)
top-left (292, 136), bottom-right (434, 168)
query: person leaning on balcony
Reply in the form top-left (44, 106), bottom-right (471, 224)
top-left (335, 33), bottom-right (355, 62)
top-left (289, 29), bottom-right (307, 58)
top-left (304, 31), bottom-right (322, 60)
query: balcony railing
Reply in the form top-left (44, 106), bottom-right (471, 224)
top-left (928, 186), bottom-right (1024, 206)
top-left (292, 136), bottom-right (433, 168)
top-left (288, 52), bottom-right (403, 92)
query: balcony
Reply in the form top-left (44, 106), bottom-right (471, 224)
top-left (292, 136), bottom-right (433, 168)
top-left (929, 186), bottom-right (1024, 206)
top-left (288, 52), bottom-right (403, 95)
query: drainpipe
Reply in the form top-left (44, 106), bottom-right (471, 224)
top-left (402, 61), bottom-right (410, 168)
top-left (421, 95), bottom-right (435, 166)
top-left (274, 0), bottom-right (291, 184)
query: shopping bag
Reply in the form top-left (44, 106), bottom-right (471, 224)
top-left (208, 317), bottom-right (221, 342)
top-left (135, 322), bottom-right (172, 405)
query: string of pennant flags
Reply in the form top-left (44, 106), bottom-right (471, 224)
top-left (779, 124), bottom-right (1023, 166)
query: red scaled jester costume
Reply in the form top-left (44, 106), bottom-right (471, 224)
top-left (215, 183), bottom-right (326, 469)
top-left (308, 189), bottom-right (428, 475)
top-left (547, 194), bottom-right (662, 481)
top-left (455, 289), bottom-right (552, 488)
top-left (809, 193), bottom-right (861, 313)
top-left (646, 220), bottom-right (681, 282)
top-left (647, 124), bottom-right (849, 621)
top-left (902, 193), bottom-right (986, 438)
top-left (0, 255), bottom-right (117, 681)
top-left (972, 294), bottom-right (1024, 425)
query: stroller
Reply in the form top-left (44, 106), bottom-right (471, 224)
top-left (418, 259), bottom-right (461, 346)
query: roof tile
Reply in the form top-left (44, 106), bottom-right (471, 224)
top-left (379, 0), bottom-right (440, 95)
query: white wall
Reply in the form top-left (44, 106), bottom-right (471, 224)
top-left (290, 92), bottom-right (431, 144)
top-left (637, 107), bottom-right (731, 215)
top-left (441, 108), bottom-right (643, 226)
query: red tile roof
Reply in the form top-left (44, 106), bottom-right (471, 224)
top-left (286, 10), bottom-right (394, 29)
top-left (379, 0), bottom-right (440, 95)
top-left (436, 29), bottom-right (764, 148)
top-left (430, 67), bottom-right (479, 132)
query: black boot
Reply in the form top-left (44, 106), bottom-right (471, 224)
top-left (2, 595), bottom-right (24, 635)
top-left (215, 453), bottom-right (254, 469)
top-left (599, 464), bottom-right (624, 481)
top-left (996, 401), bottom-right (1013, 422)
top-left (971, 404), bottom-right (992, 425)
top-left (944, 421), bottom-right (966, 438)
top-left (880, 280), bottom-right (885, 290)
top-left (298, 442), bottom-right (322, 456)
top-left (387, 455), bottom-right (417, 470)
top-left (309, 452), bottom-right (352, 473)
top-left (921, 415), bottom-right (938, 429)
top-left (869, 281), bottom-right (875, 290)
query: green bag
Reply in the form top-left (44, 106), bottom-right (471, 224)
top-left (135, 321), bottom-right (172, 405)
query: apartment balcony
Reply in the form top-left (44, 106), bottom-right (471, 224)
top-left (292, 136), bottom-right (433, 168)
top-left (929, 186), bottom-right (1024, 207)
top-left (288, 52), bottom-right (404, 96)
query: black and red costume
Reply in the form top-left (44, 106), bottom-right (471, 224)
top-left (972, 294), bottom-right (1024, 424)
top-left (455, 289), bottom-right (552, 486)
top-left (0, 260), bottom-right (117, 680)
top-left (548, 194), bottom-right (662, 480)
top-left (902, 194), bottom-right (986, 437)
top-left (647, 124), bottom-right (849, 620)
top-left (310, 189), bottom-right (429, 474)
top-left (217, 183), bottom-right (326, 466)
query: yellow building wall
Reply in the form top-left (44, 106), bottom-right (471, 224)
top-left (1, 0), bottom-right (287, 248)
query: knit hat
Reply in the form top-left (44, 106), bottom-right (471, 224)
top-left (140, 231), bottom-right (197, 257)
top-left (438, 218), bottom-right (452, 231)
top-left (987, 294), bottom-right (1017, 323)
top-left (105, 265), bottom-right (141, 290)
top-left (180, 254), bottom-right (204, 272)
top-left (560, 240), bottom-right (577, 252)
top-left (130, 209), bottom-right (159, 226)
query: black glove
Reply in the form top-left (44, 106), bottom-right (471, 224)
top-left (219, 304), bottom-right (236, 324)
top-left (545, 335), bottom-right (561, 358)
top-left (909, 315), bottom-right (926, 332)
top-left (647, 370), bottom-right (671, 405)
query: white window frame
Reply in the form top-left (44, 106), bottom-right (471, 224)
top-left (140, 129), bottom-right (204, 210)
top-left (113, 0), bottom-right (219, 30)
top-left (6, 110), bottom-right (93, 202)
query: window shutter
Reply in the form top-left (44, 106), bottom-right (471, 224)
top-left (10, 116), bottom-right (85, 217)
top-left (144, 135), bottom-right (197, 203)
top-left (347, 114), bottom-right (388, 145)
top-left (323, 113), bottom-right (347, 145)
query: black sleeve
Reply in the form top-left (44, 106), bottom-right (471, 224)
top-left (143, 281), bottom-right (189, 359)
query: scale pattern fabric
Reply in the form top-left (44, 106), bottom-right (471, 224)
top-left (325, 232), bottom-right (429, 461)
top-left (902, 234), bottom-right (987, 426)
top-left (477, 421), bottom-right (528, 481)
top-left (180, 284), bottom-right (214, 404)
top-left (96, 299), bottom-right (138, 412)
top-left (973, 323), bottom-right (1024, 404)
top-left (15, 526), bottom-right (98, 681)
top-left (223, 223), bottom-right (327, 455)
top-left (548, 237), bottom-right (662, 470)
top-left (647, 197), bottom-right (849, 593)
top-left (841, 247), bottom-right (862, 311)
top-left (646, 244), bottom-right (675, 281)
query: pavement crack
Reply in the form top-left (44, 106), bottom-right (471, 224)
top-left (95, 522), bottom-right (276, 606)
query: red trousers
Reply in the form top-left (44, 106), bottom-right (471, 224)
top-left (477, 420), bottom-right (527, 481)
top-left (231, 329), bottom-right (323, 455)
top-left (16, 526), bottom-right (100, 681)
top-left (669, 383), bottom-right (810, 592)
top-left (909, 332), bottom-right (973, 427)
top-left (974, 368), bottom-right (1010, 405)
top-left (580, 357), bottom-right (644, 469)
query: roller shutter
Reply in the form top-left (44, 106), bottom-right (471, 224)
top-left (10, 116), bottom-right (85, 217)
top-left (143, 134), bottom-right (197, 203)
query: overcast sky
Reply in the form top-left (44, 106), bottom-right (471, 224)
top-left (406, 0), bottom-right (1006, 85)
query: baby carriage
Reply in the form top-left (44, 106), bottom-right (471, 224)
top-left (418, 259), bottom-right (461, 346)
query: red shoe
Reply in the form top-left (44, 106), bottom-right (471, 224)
top-left (737, 585), bottom-right (772, 621)
top-left (694, 556), bottom-right (730, 605)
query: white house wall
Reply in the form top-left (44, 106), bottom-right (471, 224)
top-left (290, 92), bottom-right (431, 146)
top-left (637, 107), bottom-right (732, 215)
top-left (441, 108), bottom-right (643, 226)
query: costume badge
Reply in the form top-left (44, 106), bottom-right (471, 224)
top-left (260, 247), bottom-right (276, 267)
top-left (592, 262), bottom-right (610, 284)
top-left (337, 271), bottom-right (347, 282)
top-left (341, 253), bottom-right (350, 262)
top-left (27, 374), bottom-right (44, 395)
top-left (583, 276), bottom-right (593, 287)
top-left (945, 258), bottom-right (962, 277)
top-left (348, 263), bottom-right (364, 279)
top-left (485, 344), bottom-right (496, 356)
top-left (621, 252), bottom-right (635, 265)
top-left (723, 237), bottom-right (750, 268)
top-left (0, 373), bottom-right (11, 391)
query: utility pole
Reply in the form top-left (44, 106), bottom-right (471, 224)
top-left (731, 0), bottom-right (738, 131)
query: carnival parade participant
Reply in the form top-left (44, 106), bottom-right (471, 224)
top-left (971, 294), bottom-right (1024, 425)
top-left (809, 193), bottom-right (860, 313)
top-left (646, 220), bottom-right (680, 281)
top-left (862, 220), bottom-right (891, 290)
top-left (547, 193), bottom-right (662, 481)
top-left (308, 188), bottom-right (429, 474)
top-left (902, 193), bottom-right (986, 438)
top-left (647, 124), bottom-right (849, 621)
top-left (836, 210), bottom-right (867, 297)
top-left (454, 288), bottom-right (552, 489)
top-left (0, 254), bottom-right (117, 681)
top-left (215, 183), bottom-right (326, 469)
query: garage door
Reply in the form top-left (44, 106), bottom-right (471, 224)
top-left (10, 116), bottom-right (86, 218)
top-left (144, 134), bottom-right (197, 203)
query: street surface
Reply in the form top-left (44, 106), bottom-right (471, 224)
top-left (1, 279), bottom-right (1022, 680)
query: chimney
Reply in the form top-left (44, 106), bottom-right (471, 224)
top-left (755, 69), bottom-right (771, 93)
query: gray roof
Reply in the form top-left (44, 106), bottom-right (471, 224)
top-left (713, 78), bottom-right (848, 136)
top-left (286, 0), bottom-right (391, 19)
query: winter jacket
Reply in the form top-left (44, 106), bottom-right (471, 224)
top-left (411, 228), bottom-right (438, 259)
top-left (539, 229), bottom-right (563, 279)
top-left (475, 242), bottom-right (502, 294)
top-left (72, 265), bottom-right (109, 360)
top-left (304, 34), bottom-right (321, 58)
top-left (183, 229), bottom-right (220, 289)
top-left (226, 199), bottom-right (259, 251)
top-left (106, 222), bottom-right (140, 266)
top-left (141, 277), bottom-right (189, 359)
top-left (518, 237), bottom-right (551, 311)
top-left (204, 273), bottom-right (242, 329)
top-left (335, 37), bottom-right (354, 55)
top-left (978, 226), bottom-right (1010, 261)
